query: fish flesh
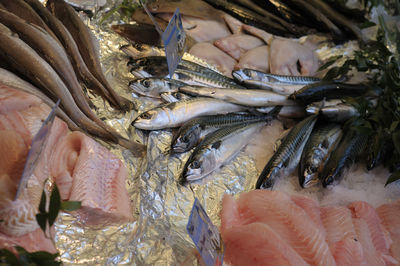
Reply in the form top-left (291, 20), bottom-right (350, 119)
top-left (234, 45), bottom-right (269, 73)
top-left (171, 112), bottom-right (269, 154)
top-left (179, 85), bottom-right (296, 107)
top-left (214, 34), bottom-right (264, 60)
top-left (133, 97), bottom-right (246, 130)
top-left (290, 82), bottom-right (368, 105)
top-left (256, 114), bottom-right (318, 189)
top-left (24, 0), bottom-right (121, 109)
top-left (128, 77), bottom-right (187, 98)
top-left (47, 0), bottom-right (132, 111)
top-left (181, 122), bottom-right (264, 183)
top-left (298, 123), bottom-right (342, 188)
top-left (188, 42), bottom-right (237, 78)
top-left (377, 200), bottom-right (400, 262)
top-left (222, 13), bottom-right (243, 34)
top-left (320, 129), bottom-right (368, 187)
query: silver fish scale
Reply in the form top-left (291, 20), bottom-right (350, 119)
top-left (242, 69), bottom-right (321, 84)
top-left (256, 114), bottom-right (318, 189)
top-left (173, 69), bottom-right (244, 89)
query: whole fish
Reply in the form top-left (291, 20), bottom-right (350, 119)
top-left (0, 67), bottom-right (80, 132)
top-left (289, 82), bottom-right (367, 104)
top-left (121, 43), bottom-right (223, 74)
top-left (133, 97), bottom-right (246, 130)
top-left (298, 123), bottom-right (342, 188)
top-left (171, 112), bottom-right (272, 154)
top-left (366, 133), bottom-right (392, 170)
top-left (0, 0), bottom-right (59, 42)
top-left (0, 23), bottom-right (117, 143)
top-left (180, 122), bottom-right (264, 184)
top-left (307, 102), bottom-right (359, 122)
top-left (0, 9), bottom-right (106, 129)
top-left (320, 129), bottom-right (368, 187)
top-left (24, 0), bottom-right (122, 109)
top-left (256, 105), bottom-right (306, 118)
top-left (256, 114), bottom-right (318, 189)
top-left (172, 69), bottom-right (244, 89)
top-left (111, 23), bottom-right (161, 46)
top-left (179, 86), bottom-right (295, 107)
top-left (128, 56), bottom-right (237, 85)
top-left (160, 91), bottom-right (192, 103)
top-left (128, 77), bottom-right (187, 98)
top-left (47, 0), bottom-right (133, 111)
top-left (233, 69), bottom-right (320, 95)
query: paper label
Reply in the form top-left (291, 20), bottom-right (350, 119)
top-left (15, 99), bottom-right (60, 200)
top-left (187, 198), bottom-right (224, 266)
top-left (162, 8), bottom-right (186, 78)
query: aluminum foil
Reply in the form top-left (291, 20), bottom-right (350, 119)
top-left (51, 1), bottom-right (400, 265)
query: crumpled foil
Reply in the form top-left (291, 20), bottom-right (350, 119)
top-left (51, 1), bottom-right (400, 265)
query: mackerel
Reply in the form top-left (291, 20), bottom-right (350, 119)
top-left (180, 122), bottom-right (264, 184)
top-left (320, 129), bottom-right (368, 187)
top-left (298, 123), bottom-right (342, 188)
top-left (133, 97), bottom-right (246, 130)
top-left (47, 0), bottom-right (132, 111)
top-left (179, 86), bottom-right (295, 107)
top-left (128, 77), bottom-right (187, 98)
top-left (160, 92), bottom-right (192, 103)
top-left (171, 112), bottom-right (272, 153)
top-left (307, 102), bottom-right (359, 122)
top-left (256, 105), bottom-right (306, 118)
top-left (172, 69), bottom-right (245, 89)
top-left (256, 114), bottom-right (318, 189)
top-left (24, 0), bottom-right (121, 109)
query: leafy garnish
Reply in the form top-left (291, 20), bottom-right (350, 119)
top-left (99, 0), bottom-right (140, 24)
top-left (0, 246), bottom-right (61, 265)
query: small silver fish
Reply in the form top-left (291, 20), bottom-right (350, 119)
top-left (129, 77), bottom-right (186, 98)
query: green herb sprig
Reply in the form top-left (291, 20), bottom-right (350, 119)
top-left (0, 247), bottom-right (61, 266)
top-left (321, 16), bottom-right (400, 185)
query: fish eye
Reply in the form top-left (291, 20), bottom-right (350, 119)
top-left (181, 135), bottom-right (189, 143)
top-left (139, 112), bottom-right (153, 119)
top-left (191, 161), bottom-right (201, 169)
top-left (142, 79), bottom-right (150, 87)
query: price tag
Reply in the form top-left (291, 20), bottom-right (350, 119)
top-left (187, 198), bottom-right (224, 266)
top-left (162, 8), bottom-right (186, 78)
top-left (15, 99), bottom-right (60, 200)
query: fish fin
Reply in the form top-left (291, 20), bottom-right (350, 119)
top-left (212, 140), bottom-right (222, 149)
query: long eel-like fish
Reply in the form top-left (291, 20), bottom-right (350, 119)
top-left (46, 0), bottom-right (133, 111)
top-left (24, 0), bottom-right (121, 109)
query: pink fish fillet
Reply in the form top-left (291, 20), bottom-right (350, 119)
top-left (353, 218), bottom-right (386, 266)
top-left (320, 206), bottom-right (357, 245)
top-left (377, 200), bottom-right (400, 263)
top-left (51, 131), bottom-right (132, 226)
top-left (214, 34), bottom-right (264, 60)
top-left (237, 190), bottom-right (336, 266)
top-left (0, 229), bottom-right (57, 254)
top-left (291, 194), bottom-right (325, 236)
top-left (0, 85), bottom-right (41, 114)
top-left (330, 237), bottom-right (365, 266)
top-left (222, 222), bottom-right (309, 266)
top-left (349, 201), bottom-right (392, 256)
top-left (234, 45), bottom-right (269, 73)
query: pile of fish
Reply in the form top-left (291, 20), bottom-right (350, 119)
top-left (221, 190), bottom-right (400, 265)
top-left (0, 0), bottom-right (144, 155)
top-left (0, 84), bottom-right (133, 254)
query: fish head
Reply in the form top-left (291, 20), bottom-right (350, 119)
top-left (232, 69), bottom-right (250, 83)
top-left (129, 78), bottom-right (157, 96)
top-left (172, 125), bottom-right (202, 153)
top-left (302, 166), bottom-right (319, 188)
top-left (133, 109), bottom-right (169, 130)
top-left (321, 167), bottom-right (342, 188)
top-left (185, 150), bottom-right (217, 181)
top-left (128, 58), bottom-right (148, 70)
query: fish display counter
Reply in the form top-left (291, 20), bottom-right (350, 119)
top-left (0, 0), bottom-right (399, 265)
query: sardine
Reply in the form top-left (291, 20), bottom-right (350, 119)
top-left (180, 122), bottom-right (264, 184)
top-left (160, 92), bottom-right (192, 103)
top-left (0, 23), bottom-right (116, 142)
top-left (24, 0), bottom-right (121, 109)
top-left (0, 9), bottom-right (106, 129)
top-left (128, 77), bottom-right (187, 98)
top-left (47, 0), bottom-right (133, 111)
top-left (0, 67), bottom-right (80, 132)
top-left (0, 0), bottom-right (59, 42)
top-left (121, 43), bottom-right (222, 74)
top-left (320, 129), bottom-right (368, 187)
top-left (256, 114), bottom-right (318, 189)
top-left (289, 82), bottom-right (367, 105)
top-left (298, 123), bottom-right (342, 188)
top-left (171, 113), bottom-right (271, 154)
top-left (133, 97), bottom-right (246, 130)
top-left (179, 86), bottom-right (295, 107)
top-left (172, 69), bottom-right (244, 89)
